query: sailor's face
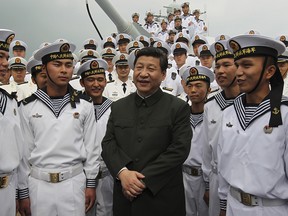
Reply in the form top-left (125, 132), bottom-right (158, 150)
top-left (215, 58), bottom-right (237, 89)
top-left (277, 61), bottom-right (288, 78)
top-left (11, 67), bottom-right (26, 84)
top-left (0, 50), bottom-right (9, 81)
top-left (80, 74), bottom-right (106, 99)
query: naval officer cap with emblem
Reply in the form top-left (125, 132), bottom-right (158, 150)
top-left (10, 40), bottom-right (28, 51)
top-left (191, 35), bottom-right (208, 47)
top-left (171, 42), bottom-right (189, 55)
top-left (126, 41), bottom-right (144, 54)
top-left (116, 33), bottom-right (132, 45)
top-left (215, 34), bottom-right (231, 42)
top-left (228, 34), bottom-right (286, 127)
top-left (198, 44), bottom-right (213, 57)
top-left (100, 47), bottom-right (117, 59)
top-left (0, 29), bottom-right (15, 52)
top-left (34, 41), bottom-right (76, 64)
top-left (27, 57), bottom-right (42, 78)
top-left (79, 49), bottom-right (100, 63)
top-left (136, 35), bottom-right (150, 47)
top-left (112, 53), bottom-right (129, 66)
top-left (210, 40), bottom-right (234, 62)
top-left (153, 41), bottom-right (171, 56)
top-left (174, 32), bottom-right (190, 45)
top-left (77, 59), bottom-right (108, 79)
top-left (182, 66), bottom-right (214, 86)
top-left (101, 36), bottom-right (117, 49)
top-left (277, 48), bottom-right (288, 63)
top-left (83, 38), bottom-right (98, 50)
top-left (8, 57), bottom-right (27, 69)
top-left (276, 35), bottom-right (288, 47)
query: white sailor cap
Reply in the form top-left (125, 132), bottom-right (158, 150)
top-left (100, 47), bottom-right (117, 58)
top-left (191, 35), bottom-right (208, 46)
top-left (101, 36), bottom-right (117, 49)
top-left (174, 16), bottom-right (182, 22)
top-left (181, 2), bottom-right (190, 7)
top-left (128, 49), bottom-right (142, 70)
top-left (77, 59), bottom-right (108, 78)
top-left (116, 33), bottom-right (132, 45)
top-left (34, 41), bottom-right (76, 64)
top-left (83, 38), bottom-right (98, 50)
top-left (39, 42), bottom-right (51, 49)
top-left (79, 49), bottom-right (100, 62)
top-left (174, 32), bottom-right (190, 44)
top-left (153, 41), bottom-right (171, 56)
top-left (182, 66), bottom-right (214, 85)
top-left (27, 57), bottom-right (42, 76)
top-left (210, 40), bottom-right (234, 62)
top-left (171, 42), bottom-right (189, 55)
top-left (245, 30), bottom-right (260, 35)
top-left (160, 19), bottom-right (168, 25)
top-left (146, 11), bottom-right (154, 17)
top-left (132, 12), bottom-right (139, 18)
top-left (228, 34), bottom-right (285, 61)
top-left (112, 53), bottom-right (129, 66)
top-left (136, 35), bottom-right (150, 47)
top-left (198, 44), bottom-right (213, 57)
top-left (11, 40), bottom-right (28, 51)
top-left (54, 38), bottom-right (69, 43)
top-left (72, 53), bottom-right (78, 65)
top-left (277, 48), bottom-right (288, 63)
top-left (149, 37), bottom-right (161, 46)
top-left (126, 41), bottom-right (144, 54)
top-left (0, 29), bottom-right (15, 52)
top-left (8, 57), bottom-right (27, 69)
top-left (215, 34), bottom-right (231, 41)
top-left (178, 64), bottom-right (190, 79)
top-left (192, 9), bottom-right (201, 15)
top-left (275, 35), bottom-right (288, 47)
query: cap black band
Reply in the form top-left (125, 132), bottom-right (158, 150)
top-left (42, 51), bottom-right (73, 64)
top-left (200, 50), bottom-right (213, 57)
top-left (84, 44), bottom-right (97, 50)
top-left (186, 75), bottom-right (210, 84)
top-left (215, 50), bottom-right (234, 62)
top-left (115, 60), bottom-right (128, 65)
top-left (173, 48), bottom-right (187, 55)
top-left (0, 41), bottom-right (10, 52)
top-left (13, 45), bottom-right (26, 51)
top-left (31, 65), bottom-right (42, 76)
top-left (234, 46), bottom-right (278, 61)
top-left (81, 69), bottom-right (106, 79)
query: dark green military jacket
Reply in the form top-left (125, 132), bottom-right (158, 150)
top-left (102, 88), bottom-right (192, 216)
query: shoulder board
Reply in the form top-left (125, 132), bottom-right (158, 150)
top-left (0, 88), bottom-right (17, 100)
top-left (281, 96), bottom-right (288, 106)
top-left (78, 92), bottom-right (92, 102)
top-left (17, 81), bottom-right (28, 86)
top-left (162, 87), bottom-right (173, 92)
top-left (21, 94), bottom-right (37, 105)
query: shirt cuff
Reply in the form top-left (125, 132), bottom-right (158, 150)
top-left (116, 167), bottom-right (128, 180)
top-left (86, 179), bottom-right (97, 188)
top-left (18, 188), bottom-right (29, 200)
top-left (220, 199), bottom-right (227, 211)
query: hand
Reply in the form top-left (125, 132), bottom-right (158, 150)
top-left (204, 26), bottom-right (208, 31)
top-left (219, 210), bottom-right (226, 216)
top-left (19, 198), bottom-right (31, 216)
top-left (85, 188), bottom-right (96, 213)
top-left (16, 199), bottom-right (19, 214)
top-left (203, 190), bottom-right (209, 206)
top-left (118, 169), bottom-right (146, 200)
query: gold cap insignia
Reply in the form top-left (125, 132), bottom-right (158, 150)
top-left (195, 35), bottom-right (200, 40)
top-left (189, 67), bottom-right (198, 75)
top-left (6, 34), bottom-right (15, 44)
top-left (249, 30), bottom-right (255, 35)
top-left (90, 60), bottom-right (99, 69)
top-left (119, 34), bottom-right (124, 39)
top-left (107, 48), bottom-right (112, 54)
top-left (229, 40), bottom-right (241, 53)
top-left (215, 42), bottom-right (224, 52)
top-left (280, 35), bottom-right (286, 41)
top-left (120, 54), bottom-right (126, 60)
top-left (220, 35), bottom-right (226, 40)
top-left (140, 36), bottom-right (144, 41)
top-left (107, 37), bottom-right (112, 42)
top-left (88, 50), bottom-right (94, 56)
top-left (179, 33), bottom-right (183, 37)
top-left (133, 41), bottom-right (139, 47)
top-left (150, 38), bottom-right (154, 42)
top-left (60, 43), bottom-right (70, 52)
top-left (15, 41), bottom-right (20, 46)
top-left (89, 39), bottom-right (94, 44)
top-left (176, 43), bottom-right (181, 49)
top-left (202, 45), bottom-right (208, 51)
top-left (157, 42), bottom-right (162, 47)
top-left (15, 58), bottom-right (21, 64)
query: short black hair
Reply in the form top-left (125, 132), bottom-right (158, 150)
top-left (134, 47), bottom-right (168, 72)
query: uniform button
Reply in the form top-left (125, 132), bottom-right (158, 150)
top-left (138, 137), bottom-right (142, 142)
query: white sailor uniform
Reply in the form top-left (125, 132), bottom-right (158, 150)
top-left (0, 89), bottom-right (23, 216)
top-left (218, 95), bottom-right (288, 216)
top-left (18, 86), bottom-right (100, 216)
top-left (103, 78), bottom-right (136, 101)
top-left (181, 14), bottom-right (195, 28)
top-left (87, 98), bottom-right (114, 216)
top-left (161, 67), bottom-right (184, 96)
top-left (183, 112), bottom-right (208, 216)
top-left (143, 21), bottom-right (160, 36)
top-left (201, 91), bottom-right (235, 216)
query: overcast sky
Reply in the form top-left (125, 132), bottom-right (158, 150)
top-left (1, 0), bottom-right (287, 57)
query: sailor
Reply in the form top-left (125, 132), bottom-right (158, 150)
top-left (0, 28), bottom-right (24, 216)
top-left (277, 48), bottom-right (288, 96)
top-left (18, 41), bottom-right (100, 216)
top-left (100, 47), bottom-right (117, 83)
top-left (10, 39), bottom-right (28, 58)
top-left (166, 30), bottom-right (177, 47)
top-left (198, 44), bottom-right (220, 98)
top-left (100, 36), bottom-right (117, 50)
top-left (125, 40), bottom-right (144, 55)
top-left (191, 34), bottom-right (208, 57)
top-left (192, 9), bottom-right (208, 35)
top-left (26, 57), bottom-right (47, 89)
top-left (156, 19), bottom-right (169, 42)
top-left (218, 34), bottom-right (288, 216)
top-left (182, 66), bottom-right (214, 216)
top-left (115, 33), bottom-right (132, 54)
top-left (132, 12), bottom-right (141, 26)
top-left (143, 12), bottom-right (160, 37)
top-left (136, 35), bottom-right (150, 47)
top-left (174, 16), bottom-right (189, 35)
top-left (181, 2), bottom-right (195, 28)
top-left (77, 59), bottom-right (114, 216)
top-left (83, 38), bottom-right (98, 50)
top-left (201, 40), bottom-right (240, 216)
top-left (103, 53), bottom-right (136, 101)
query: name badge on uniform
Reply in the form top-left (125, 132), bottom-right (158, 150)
top-left (73, 112), bottom-right (80, 119)
top-left (112, 92), bottom-right (118, 97)
top-left (14, 109), bottom-right (17, 116)
top-left (226, 122), bottom-right (233, 127)
top-left (210, 119), bottom-right (216, 124)
top-left (32, 113), bottom-right (42, 118)
top-left (171, 72), bottom-right (177, 80)
top-left (263, 125), bottom-right (273, 134)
